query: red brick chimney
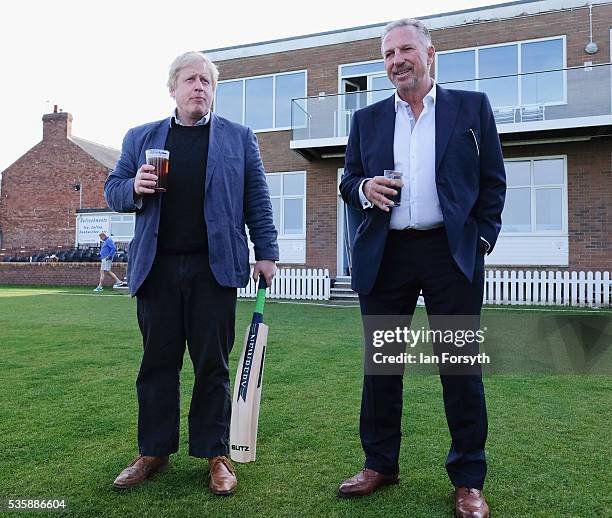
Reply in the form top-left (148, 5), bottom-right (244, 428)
top-left (42, 105), bottom-right (73, 141)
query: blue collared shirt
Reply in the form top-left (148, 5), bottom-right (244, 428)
top-left (170, 109), bottom-right (211, 127)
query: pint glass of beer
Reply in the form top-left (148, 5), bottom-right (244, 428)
top-left (383, 170), bottom-right (403, 207)
top-left (145, 149), bottom-right (170, 192)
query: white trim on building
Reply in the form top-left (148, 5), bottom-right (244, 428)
top-left (204, 0), bottom-right (610, 61)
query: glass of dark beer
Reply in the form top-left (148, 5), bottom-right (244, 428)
top-left (145, 149), bottom-right (170, 192)
top-left (383, 170), bottom-right (403, 207)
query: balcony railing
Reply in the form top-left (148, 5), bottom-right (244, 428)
top-left (290, 63), bottom-right (612, 144)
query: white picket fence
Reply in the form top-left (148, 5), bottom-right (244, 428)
top-left (239, 268), bottom-right (331, 300)
top-left (484, 270), bottom-right (611, 307)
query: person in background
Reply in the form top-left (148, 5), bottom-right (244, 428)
top-left (93, 231), bottom-right (125, 292)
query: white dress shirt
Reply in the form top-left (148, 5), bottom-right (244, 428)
top-left (359, 83), bottom-right (444, 230)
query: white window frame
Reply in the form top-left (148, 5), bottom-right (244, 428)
top-left (266, 171), bottom-right (307, 239)
top-left (337, 58), bottom-right (394, 103)
top-left (215, 70), bottom-right (307, 133)
top-left (501, 156), bottom-right (568, 237)
top-left (435, 35), bottom-right (568, 107)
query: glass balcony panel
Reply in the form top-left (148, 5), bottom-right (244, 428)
top-left (276, 72), bottom-right (306, 128)
top-left (291, 64), bottom-right (611, 145)
top-left (479, 45), bottom-right (519, 107)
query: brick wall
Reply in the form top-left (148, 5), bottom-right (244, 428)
top-left (0, 262), bottom-right (127, 287)
top-left (0, 111), bottom-right (110, 251)
top-left (216, 5), bottom-right (612, 89)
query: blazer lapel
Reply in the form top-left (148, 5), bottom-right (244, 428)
top-left (205, 113), bottom-right (224, 192)
top-left (150, 118), bottom-right (171, 151)
top-left (435, 85), bottom-right (461, 173)
top-left (376, 95), bottom-right (396, 173)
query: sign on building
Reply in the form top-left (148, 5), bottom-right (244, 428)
top-left (76, 211), bottom-right (135, 246)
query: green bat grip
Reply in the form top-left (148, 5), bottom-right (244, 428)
top-left (254, 276), bottom-right (267, 315)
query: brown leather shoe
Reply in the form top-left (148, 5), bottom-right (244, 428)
top-left (112, 455), bottom-right (169, 490)
top-left (208, 456), bottom-right (237, 496)
top-left (337, 468), bottom-right (399, 498)
top-left (454, 487), bottom-right (490, 518)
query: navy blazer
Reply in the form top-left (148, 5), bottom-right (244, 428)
top-left (340, 85), bottom-right (506, 295)
top-left (104, 113), bottom-right (279, 296)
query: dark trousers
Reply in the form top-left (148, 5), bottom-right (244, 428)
top-left (135, 254), bottom-right (237, 458)
top-left (359, 228), bottom-right (488, 489)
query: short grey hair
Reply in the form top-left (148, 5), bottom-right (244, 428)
top-left (167, 51), bottom-right (220, 91)
top-left (381, 18), bottom-right (432, 48)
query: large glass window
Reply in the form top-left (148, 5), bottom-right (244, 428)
top-left (436, 37), bottom-right (565, 108)
top-left (479, 44), bottom-right (518, 108)
top-left (502, 158), bottom-right (565, 234)
top-left (245, 76), bottom-right (273, 130)
top-left (214, 80), bottom-right (242, 125)
top-left (521, 39), bottom-right (564, 105)
top-left (215, 71), bottom-right (306, 131)
top-left (266, 172), bottom-right (306, 237)
top-left (275, 72), bottom-right (306, 128)
top-left (437, 50), bottom-right (476, 91)
top-left (339, 61), bottom-right (395, 123)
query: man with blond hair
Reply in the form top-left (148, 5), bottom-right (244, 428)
top-left (105, 51), bottom-right (278, 495)
top-left (339, 18), bottom-right (505, 517)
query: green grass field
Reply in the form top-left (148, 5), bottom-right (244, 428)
top-left (1, 286), bottom-right (610, 517)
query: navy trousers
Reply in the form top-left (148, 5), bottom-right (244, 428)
top-left (358, 228), bottom-right (488, 489)
top-left (135, 254), bottom-right (237, 458)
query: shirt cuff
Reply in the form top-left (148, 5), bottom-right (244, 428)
top-left (358, 179), bottom-right (373, 209)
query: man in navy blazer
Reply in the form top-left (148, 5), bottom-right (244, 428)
top-left (105, 51), bottom-right (278, 495)
top-left (339, 20), bottom-right (505, 517)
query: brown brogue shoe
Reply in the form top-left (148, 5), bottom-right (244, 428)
top-left (337, 468), bottom-right (399, 498)
top-left (454, 487), bottom-right (490, 518)
top-left (113, 455), bottom-right (169, 490)
top-left (208, 456), bottom-right (237, 496)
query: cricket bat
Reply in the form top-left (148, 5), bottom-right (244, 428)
top-left (229, 275), bottom-right (269, 463)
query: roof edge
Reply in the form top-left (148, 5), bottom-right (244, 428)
top-left (204, 0), bottom-right (610, 61)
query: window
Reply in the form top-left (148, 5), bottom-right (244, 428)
top-left (266, 172), bottom-right (306, 237)
top-left (436, 37), bottom-right (565, 108)
top-left (339, 60), bottom-right (395, 109)
top-left (215, 71), bottom-right (306, 131)
top-left (501, 158), bottom-right (566, 234)
top-left (110, 214), bottom-right (135, 239)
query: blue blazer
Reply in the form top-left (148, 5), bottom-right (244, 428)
top-left (340, 85), bottom-right (506, 295)
top-left (104, 113), bottom-right (279, 296)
